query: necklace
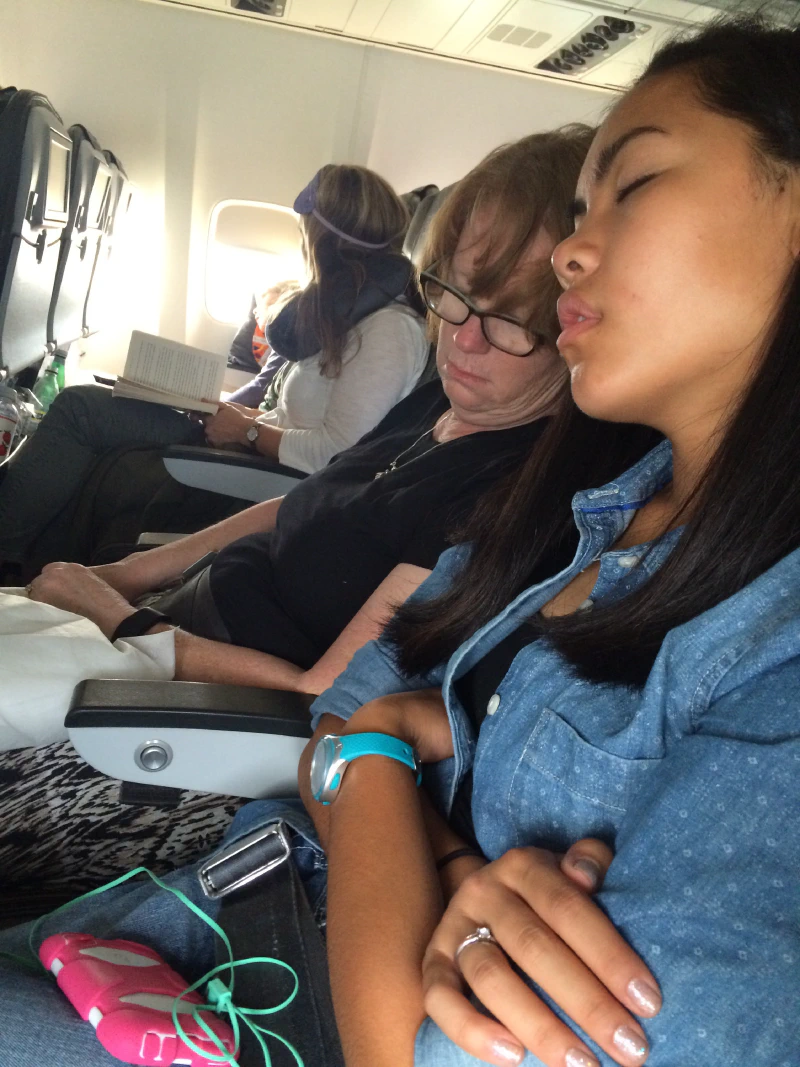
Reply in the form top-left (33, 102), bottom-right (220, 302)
top-left (373, 411), bottom-right (453, 479)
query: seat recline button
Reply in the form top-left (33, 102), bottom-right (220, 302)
top-left (486, 694), bottom-right (501, 716)
top-left (135, 740), bottom-right (173, 772)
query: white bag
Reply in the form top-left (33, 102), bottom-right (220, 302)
top-left (0, 591), bottom-right (175, 751)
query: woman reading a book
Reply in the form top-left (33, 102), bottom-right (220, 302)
top-left (0, 127), bottom-right (652, 896)
top-left (0, 163), bottom-right (427, 576)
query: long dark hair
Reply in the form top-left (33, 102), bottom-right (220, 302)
top-left (389, 18), bottom-right (800, 686)
top-left (295, 164), bottom-right (409, 377)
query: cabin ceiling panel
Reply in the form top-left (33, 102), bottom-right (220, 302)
top-left (144, 0), bottom-right (800, 90)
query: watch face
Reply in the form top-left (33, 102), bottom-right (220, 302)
top-left (246, 424), bottom-right (259, 443)
top-left (310, 735), bottom-right (336, 801)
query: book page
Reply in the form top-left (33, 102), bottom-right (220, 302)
top-left (112, 378), bottom-right (219, 414)
top-left (124, 331), bottom-right (226, 404)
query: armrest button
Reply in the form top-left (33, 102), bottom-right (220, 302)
top-left (135, 741), bottom-right (174, 773)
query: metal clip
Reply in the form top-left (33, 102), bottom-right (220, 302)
top-left (198, 821), bottom-right (291, 900)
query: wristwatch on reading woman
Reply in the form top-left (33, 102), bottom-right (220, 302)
top-left (245, 423), bottom-right (260, 453)
top-left (310, 733), bottom-right (422, 805)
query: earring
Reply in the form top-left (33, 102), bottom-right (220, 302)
top-left (567, 260), bottom-right (581, 272)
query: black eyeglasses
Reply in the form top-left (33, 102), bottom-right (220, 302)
top-left (419, 271), bottom-right (544, 357)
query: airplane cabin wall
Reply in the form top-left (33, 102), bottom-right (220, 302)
top-left (0, 0), bottom-right (615, 372)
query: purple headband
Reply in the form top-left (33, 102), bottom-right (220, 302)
top-left (293, 169), bottom-right (393, 250)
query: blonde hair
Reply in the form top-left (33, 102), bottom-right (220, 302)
top-left (295, 164), bottom-right (410, 376)
top-left (420, 125), bottom-right (595, 345)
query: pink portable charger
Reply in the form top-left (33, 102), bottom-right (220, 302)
top-left (39, 932), bottom-right (237, 1065)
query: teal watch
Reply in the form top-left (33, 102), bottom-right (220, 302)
top-left (310, 732), bottom-right (422, 805)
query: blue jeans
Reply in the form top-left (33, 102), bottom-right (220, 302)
top-left (0, 799), bottom-right (330, 1066)
top-left (0, 384), bottom-right (199, 561)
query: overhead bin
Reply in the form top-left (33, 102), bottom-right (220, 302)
top-left (369, 0), bottom-right (475, 50)
top-left (138, 0), bottom-right (797, 90)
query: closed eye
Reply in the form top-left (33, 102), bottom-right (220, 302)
top-left (616, 172), bottom-right (658, 203)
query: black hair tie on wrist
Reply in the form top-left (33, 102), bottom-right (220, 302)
top-left (110, 607), bottom-right (172, 644)
top-left (435, 847), bottom-right (485, 872)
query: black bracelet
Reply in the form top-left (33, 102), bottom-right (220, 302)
top-left (110, 607), bottom-right (172, 644)
top-left (435, 847), bottom-right (484, 872)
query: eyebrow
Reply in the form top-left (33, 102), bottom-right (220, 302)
top-left (570, 124), bottom-right (668, 220)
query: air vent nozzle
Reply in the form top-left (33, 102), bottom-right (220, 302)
top-left (230, 0), bottom-right (285, 16)
top-left (538, 16), bottom-right (647, 76)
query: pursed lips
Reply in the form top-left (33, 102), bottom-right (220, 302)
top-left (556, 292), bottom-right (601, 349)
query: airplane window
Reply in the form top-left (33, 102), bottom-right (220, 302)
top-left (206, 199), bottom-right (304, 324)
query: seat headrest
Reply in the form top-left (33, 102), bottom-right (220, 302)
top-left (403, 185), bottom-right (455, 269)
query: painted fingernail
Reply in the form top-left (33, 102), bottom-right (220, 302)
top-left (491, 1038), bottom-right (525, 1064)
top-left (566, 1048), bottom-right (600, 1067)
top-left (627, 977), bottom-right (662, 1016)
top-left (571, 857), bottom-right (602, 890)
top-left (613, 1024), bottom-right (649, 1061)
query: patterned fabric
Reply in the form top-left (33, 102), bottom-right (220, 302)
top-left (0, 741), bottom-right (244, 918)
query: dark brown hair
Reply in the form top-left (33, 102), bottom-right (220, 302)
top-left (389, 18), bottom-right (800, 686)
top-left (294, 164), bottom-right (409, 378)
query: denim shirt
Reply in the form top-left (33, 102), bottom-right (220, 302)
top-left (311, 440), bottom-right (800, 1066)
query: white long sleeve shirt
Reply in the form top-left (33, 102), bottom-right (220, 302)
top-left (256, 302), bottom-right (429, 473)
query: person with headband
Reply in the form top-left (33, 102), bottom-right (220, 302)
top-left (0, 163), bottom-right (427, 579)
top-left (201, 163), bottom-right (428, 473)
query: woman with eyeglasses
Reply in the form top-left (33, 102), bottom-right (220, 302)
top-left (0, 126), bottom-right (653, 898)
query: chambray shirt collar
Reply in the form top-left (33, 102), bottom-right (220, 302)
top-left (434, 438), bottom-right (676, 813)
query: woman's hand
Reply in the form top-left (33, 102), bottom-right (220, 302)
top-left (29, 562), bottom-right (137, 639)
top-left (343, 690), bottom-right (454, 764)
top-left (224, 401), bottom-right (262, 418)
top-left (423, 841), bottom-right (661, 1067)
top-left (203, 403), bottom-right (257, 448)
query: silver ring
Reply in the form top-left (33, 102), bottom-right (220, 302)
top-left (455, 925), bottom-right (498, 961)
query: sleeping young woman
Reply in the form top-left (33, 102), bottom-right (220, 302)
top-left (1, 16), bottom-right (797, 1065)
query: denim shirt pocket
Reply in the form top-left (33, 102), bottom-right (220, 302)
top-left (509, 707), bottom-right (663, 847)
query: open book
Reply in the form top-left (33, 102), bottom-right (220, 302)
top-left (112, 331), bottom-right (226, 415)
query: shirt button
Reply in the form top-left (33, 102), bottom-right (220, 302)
top-left (486, 694), bottom-right (501, 716)
top-left (617, 555), bottom-right (640, 568)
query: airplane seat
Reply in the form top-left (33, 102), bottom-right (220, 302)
top-left (402, 184), bottom-right (454, 269)
top-left (47, 125), bottom-right (114, 354)
top-left (83, 150), bottom-right (132, 337)
top-left (158, 181), bottom-right (453, 504)
top-left (400, 182), bottom-right (439, 221)
top-left (0, 87), bottom-right (71, 384)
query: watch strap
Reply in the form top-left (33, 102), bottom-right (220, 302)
top-left (339, 732), bottom-right (422, 785)
top-left (111, 607), bottom-right (172, 644)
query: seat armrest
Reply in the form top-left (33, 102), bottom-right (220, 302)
top-left (162, 445), bottom-right (306, 502)
top-left (66, 679), bottom-right (314, 798)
